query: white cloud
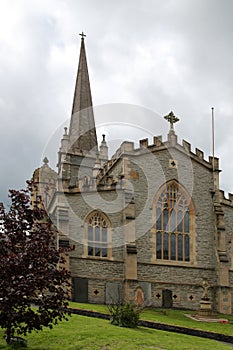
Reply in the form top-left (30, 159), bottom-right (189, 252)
top-left (0, 0), bottom-right (233, 205)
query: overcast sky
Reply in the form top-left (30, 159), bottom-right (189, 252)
top-left (1, 0), bottom-right (233, 206)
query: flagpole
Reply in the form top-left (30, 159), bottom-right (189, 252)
top-left (211, 107), bottom-right (215, 186)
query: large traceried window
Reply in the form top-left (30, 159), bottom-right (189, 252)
top-left (85, 211), bottom-right (111, 258)
top-left (154, 181), bottom-right (195, 263)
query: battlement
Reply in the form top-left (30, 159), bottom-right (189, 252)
top-left (219, 190), bottom-right (233, 207)
top-left (139, 135), bottom-right (219, 169)
top-left (181, 139), bottom-right (219, 168)
top-left (110, 134), bottom-right (219, 170)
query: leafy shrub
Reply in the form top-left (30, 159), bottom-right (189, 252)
top-left (108, 302), bottom-right (141, 328)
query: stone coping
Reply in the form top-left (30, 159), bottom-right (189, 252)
top-left (186, 313), bottom-right (229, 323)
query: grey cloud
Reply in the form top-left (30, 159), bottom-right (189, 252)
top-left (0, 0), bottom-right (233, 206)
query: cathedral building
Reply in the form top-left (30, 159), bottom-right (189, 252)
top-left (33, 35), bottom-right (233, 314)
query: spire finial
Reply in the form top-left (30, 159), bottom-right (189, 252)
top-left (79, 32), bottom-right (86, 40)
top-left (164, 111), bottom-right (179, 130)
top-left (43, 157), bottom-right (49, 165)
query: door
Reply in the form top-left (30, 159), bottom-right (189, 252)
top-left (72, 277), bottom-right (88, 303)
top-left (162, 289), bottom-right (173, 308)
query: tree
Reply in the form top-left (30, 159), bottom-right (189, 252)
top-left (0, 183), bottom-right (71, 344)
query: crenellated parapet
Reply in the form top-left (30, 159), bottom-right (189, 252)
top-left (109, 134), bottom-right (220, 171)
top-left (109, 133), bottom-right (219, 169)
top-left (218, 190), bottom-right (233, 207)
top-left (91, 132), bottom-right (223, 193)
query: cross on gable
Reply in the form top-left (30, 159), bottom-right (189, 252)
top-left (79, 32), bottom-right (86, 40)
top-left (164, 111), bottom-right (179, 130)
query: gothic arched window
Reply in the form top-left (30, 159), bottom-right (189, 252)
top-left (153, 181), bottom-right (195, 263)
top-left (84, 211), bottom-right (111, 258)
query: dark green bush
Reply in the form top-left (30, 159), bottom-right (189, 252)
top-left (108, 303), bottom-right (141, 328)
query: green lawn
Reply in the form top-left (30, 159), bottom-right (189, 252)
top-left (1, 305), bottom-right (233, 349)
top-left (0, 313), bottom-right (233, 350)
top-left (69, 302), bottom-right (233, 336)
top-left (141, 308), bottom-right (233, 336)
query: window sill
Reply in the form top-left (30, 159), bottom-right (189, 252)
top-left (81, 255), bottom-right (114, 261)
top-left (150, 258), bottom-right (194, 267)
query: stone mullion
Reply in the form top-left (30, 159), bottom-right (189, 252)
top-left (161, 204), bottom-right (164, 260)
top-left (92, 226), bottom-right (96, 256)
top-left (168, 232), bottom-right (171, 260)
top-left (181, 201), bottom-right (185, 262)
top-left (170, 186), bottom-right (175, 261)
top-left (162, 230), bottom-right (164, 261)
top-left (99, 226), bottom-right (102, 257)
top-left (168, 208), bottom-right (171, 260)
top-left (175, 203), bottom-right (178, 261)
top-left (175, 231), bottom-right (178, 261)
top-left (182, 232), bottom-right (185, 262)
top-left (107, 228), bottom-right (112, 259)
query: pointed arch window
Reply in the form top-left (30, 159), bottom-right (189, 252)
top-left (85, 211), bottom-right (111, 258)
top-left (154, 181), bottom-right (195, 263)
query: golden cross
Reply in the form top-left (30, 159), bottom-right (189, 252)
top-left (79, 32), bottom-right (86, 40)
top-left (164, 111), bottom-right (179, 130)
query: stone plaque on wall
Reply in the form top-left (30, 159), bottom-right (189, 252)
top-left (162, 289), bottom-right (173, 308)
top-left (105, 282), bottom-right (123, 304)
top-left (139, 282), bottom-right (152, 306)
top-left (72, 277), bottom-right (88, 303)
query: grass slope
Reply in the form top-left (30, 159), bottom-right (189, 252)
top-left (70, 302), bottom-right (233, 336)
top-left (0, 312), bottom-right (233, 349)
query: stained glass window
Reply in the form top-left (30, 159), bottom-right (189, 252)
top-left (86, 212), bottom-right (110, 258)
top-left (155, 182), bottom-right (192, 262)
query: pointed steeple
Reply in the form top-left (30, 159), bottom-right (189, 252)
top-left (68, 33), bottom-right (98, 153)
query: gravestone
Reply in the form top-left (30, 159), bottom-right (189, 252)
top-left (135, 287), bottom-right (144, 306)
top-left (162, 289), bottom-right (173, 308)
top-left (72, 277), bottom-right (88, 303)
top-left (105, 282), bottom-right (123, 304)
top-left (139, 282), bottom-right (152, 306)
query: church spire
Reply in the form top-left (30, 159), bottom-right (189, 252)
top-left (68, 33), bottom-right (98, 153)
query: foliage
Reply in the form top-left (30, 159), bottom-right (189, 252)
top-left (118, 303), bottom-right (140, 328)
top-left (0, 182), bottom-right (71, 344)
top-left (107, 303), bottom-right (121, 326)
top-left (108, 302), bottom-right (141, 328)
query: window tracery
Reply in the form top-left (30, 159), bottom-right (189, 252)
top-left (85, 211), bottom-right (110, 258)
top-left (154, 181), bottom-right (194, 262)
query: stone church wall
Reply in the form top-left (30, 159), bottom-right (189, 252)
top-left (128, 146), bottom-right (217, 271)
top-left (222, 204), bottom-right (233, 268)
top-left (67, 190), bottom-right (125, 261)
top-left (60, 145), bottom-right (232, 310)
top-left (150, 282), bottom-right (203, 310)
top-left (70, 258), bottom-right (124, 280)
top-left (138, 264), bottom-right (216, 310)
top-left (70, 257), bottom-right (124, 304)
top-left (229, 272), bottom-right (233, 309)
top-left (66, 189), bottom-right (126, 304)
